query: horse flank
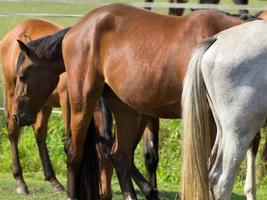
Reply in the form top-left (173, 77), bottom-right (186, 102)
top-left (181, 37), bottom-right (217, 200)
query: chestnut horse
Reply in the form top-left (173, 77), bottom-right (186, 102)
top-left (145, 0), bottom-right (249, 16)
top-left (0, 19), bottom-right (114, 199)
top-left (1, 18), bottom-right (162, 199)
top-left (11, 5), bottom-right (260, 200)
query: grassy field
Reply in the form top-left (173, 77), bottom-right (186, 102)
top-left (0, 172), bottom-right (266, 200)
top-left (0, 0), bottom-right (267, 199)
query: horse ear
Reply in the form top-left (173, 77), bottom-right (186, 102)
top-left (17, 40), bottom-right (39, 61)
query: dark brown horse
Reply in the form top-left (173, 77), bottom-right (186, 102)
top-left (145, 0), bottom-right (249, 15)
top-left (11, 5), bottom-right (260, 200)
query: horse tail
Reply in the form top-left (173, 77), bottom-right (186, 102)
top-left (65, 90), bottom-right (100, 199)
top-left (181, 37), bottom-right (217, 200)
top-left (99, 97), bottom-right (113, 151)
top-left (78, 117), bottom-right (100, 200)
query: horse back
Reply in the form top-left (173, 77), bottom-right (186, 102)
top-left (62, 4), bottom-right (248, 118)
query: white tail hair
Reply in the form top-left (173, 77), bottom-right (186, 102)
top-left (181, 37), bottom-right (217, 200)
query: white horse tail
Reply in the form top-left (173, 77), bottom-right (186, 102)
top-left (181, 37), bottom-right (217, 200)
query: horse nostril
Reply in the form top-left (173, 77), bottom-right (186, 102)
top-left (13, 114), bottom-right (19, 124)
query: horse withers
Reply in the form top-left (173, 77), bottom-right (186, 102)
top-left (11, 4), bottom-right (261, 200)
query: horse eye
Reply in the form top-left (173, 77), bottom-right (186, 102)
top-left (19, 74), bottom-right (26, 81)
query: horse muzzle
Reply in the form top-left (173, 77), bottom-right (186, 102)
top-left (13, 112), bottom-right (35, 126)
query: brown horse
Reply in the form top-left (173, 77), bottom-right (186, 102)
top-left (11, 5), bottom-right (260, 200)
top-left (1, 18), bottom-right (162, 199)
top-left (1, 19), bottom-right (65, 194)
top-left (0, 19), bottom-right (114, 199)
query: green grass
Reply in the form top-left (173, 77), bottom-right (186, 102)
top-left (0, 172), bottom-right (266, 200)
top-left (0, 0), bottom-right (267, 199)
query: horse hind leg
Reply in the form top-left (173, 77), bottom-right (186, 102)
top-left (33, 106), bottom-right (65, 192)
top-left (244, 132), bottom-right (260, 200)
top-left (109, 98), bottom-right (158, 200)
top-left (209, 118), bottom-right (265, 200)
top-left (143, 118), bottom-right (159, 190)
top-left (233, 0), bottom-right (249, 14)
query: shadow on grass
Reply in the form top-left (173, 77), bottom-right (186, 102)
top-left (113, 190), bottom-right (246, 200)
top-left (232, 193), bottom-right (246, 200)
top-left (112, 189), bottom-right (178, 200)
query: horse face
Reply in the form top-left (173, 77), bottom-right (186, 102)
top-left (12, 40), bottom-right (59, 126)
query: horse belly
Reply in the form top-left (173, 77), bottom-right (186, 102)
top-left (104, 65), bottom-right (182, 118)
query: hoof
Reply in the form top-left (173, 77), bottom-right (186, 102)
top-left (16, 185), bottom-right (30, 195)
top-left (50, 178), bottom-right (65, 192)
top-left (52, 183), bottom-right (65, 192)
top-left (145, 188), bottom-right (159, 200)
top-left (100, 195), bottom-right (112, 200)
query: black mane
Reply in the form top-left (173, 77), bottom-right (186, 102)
top-left (17, 27), bottom-right (71, 71)
top-left (28, 27), bottom-right (71, 60)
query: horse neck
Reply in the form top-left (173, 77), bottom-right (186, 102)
top-left (51, 56), bottom-right (66, 75)
top-left (29, 27), bottom-right (71, 75)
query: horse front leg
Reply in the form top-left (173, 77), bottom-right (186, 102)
top-left (6, 92), bottom-right (29, 194)
top-left (233, 0), bottom-right (249, 14)
top-left (33, 106), bottom-right (65, 192)
top-left (168, 0), bottom-right (186, 16)
top-left (144, 0), bottom-right (153, 10)
top-left (244, 132), bottom-right (260, 200)
top-left (143, 118), bottom-right (159, 190)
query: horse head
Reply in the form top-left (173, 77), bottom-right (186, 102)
top-left (12, 40), bottom-right (62, 126)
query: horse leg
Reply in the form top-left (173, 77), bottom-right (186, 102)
top-left (144, 0), bottom-right (153, 10)
top-left (209, 119), bottom-right (264, 199)
top-left (143, 118), bottom-right (159, 190)
top-left (168, 0), bottom-right (185, 16)
top-left (98, 147), bottom-right (113, 200)
top-left (132, 115), bottom-right (159, 200)
top-left (109, 97), bottom-right (158, 200)
top-left (33, 106), bottom-right (65, 192)
top-left (65, 78), bottom-right (103, 199)
top-left (94, 98), bottom-right (113, 200)
top-left (244, 132), bottom-right (260, 200)
top-left (111, 108), bottom-right (144, 200)
top-left (6, 92), bottom-right (29, 194)
top-left (233, 0), bottom-right (249, 14)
